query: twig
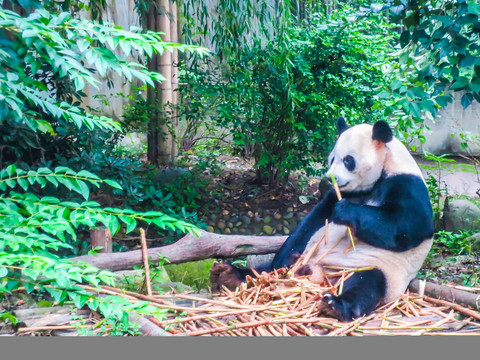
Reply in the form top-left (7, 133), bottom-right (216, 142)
top-left (17, 325), bottom-right (92, 333)
top-left (423, 296), bottom-right (480, 321)
top-left (329, 173), bottom-right (356, 251)
top-left (140, 228), bottom-right (152, 296)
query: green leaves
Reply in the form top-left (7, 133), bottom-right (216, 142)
top-left (0, 166), bottom-right (122, 200)
top-left (0, 162), bottom-right (200, 324)
top-left (379, 0), bottom-right (480, 129)
top-left (0, 8), bottom-right (205, 135)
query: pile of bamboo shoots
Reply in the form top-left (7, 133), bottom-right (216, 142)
top-left (138, 265), bottom-right (480, 336)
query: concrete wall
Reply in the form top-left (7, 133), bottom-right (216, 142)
top-left (81, 0), bottom-right (141, 121)
top-left (413, 92), bottom-right (480, 156)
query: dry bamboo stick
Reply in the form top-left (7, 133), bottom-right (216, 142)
top-left (329, 173), bottom-right (355, 251)
top-left (423, 296), bottom-right (480, 321)
top-left (161, 305), bottom-right (273, 325)
top-left (139, 228), bottom-right (152, 296)
top-left (17, 325), bottom-right (92, 333)
top-left (302, 234), bottom-right (325, 265)
top-left (314, 237), bottom-right (344, 264)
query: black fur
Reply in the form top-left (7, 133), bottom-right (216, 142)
top-left (330, 174), bottom-right (433, 252)
top-left (372, 120), bottom-right (393, 143)
top-left (322, 269), bottom-right (386, 321)
top-left (269, 188), bottom-right (339, 270)
top-left (343, 155), bottom-right (355, 172)
top-left (337, 116), bottom-right (349, 135)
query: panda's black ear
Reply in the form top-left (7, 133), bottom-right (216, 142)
top-left (372, 121), bottom-right (393, 143)
top-left (337, 116), bottom-right (349, 135)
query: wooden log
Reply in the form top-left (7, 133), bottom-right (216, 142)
top-left (409, 279), bottom-right (480, 311)
top-left (90, 228), bottom-right (112, 253)
top-left (128, 314), bottom-right (171, 336)
top-left (72, 230), bottom-right (286, 271)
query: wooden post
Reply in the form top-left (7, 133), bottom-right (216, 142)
top-left (90, 228), bottom-right (112, 253)
top-left (170, 0), bottom-right (179, 161)
top-left (147, 0), bottom-right (178, 166)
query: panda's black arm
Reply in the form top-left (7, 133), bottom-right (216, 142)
top-left (331, 175), bottom-right (434, 252)
top-left (270, 188), bottom-right (339, 269)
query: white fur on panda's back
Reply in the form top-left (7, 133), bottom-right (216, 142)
top-left (384, 137), bottom-right (424, 180)
top-left (303, 224), bottom-right (432, 303)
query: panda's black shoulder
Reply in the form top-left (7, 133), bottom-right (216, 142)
top-left (369, 174), bottom-right (433, 233)
top-left (373, 174), bottom-right (430, 206)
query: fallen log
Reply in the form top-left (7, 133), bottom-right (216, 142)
top-left (71, 230), bottom-right (286, 271)
top-left (409, 279), bottom-right (480, 312)
top-left (128, 314), bottom-right (170, 336)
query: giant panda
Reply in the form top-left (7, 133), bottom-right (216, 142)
top-left (210, 117), bottom-right (434, 321)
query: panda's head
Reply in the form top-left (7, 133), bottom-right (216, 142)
top-left (326, 117), bottom-right (394, 193)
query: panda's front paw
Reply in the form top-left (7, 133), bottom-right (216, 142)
top-left (331, 200), bottom-right (355, 226)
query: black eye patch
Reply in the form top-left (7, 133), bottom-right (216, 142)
top-left (343, 155), bottom-right (355, 171)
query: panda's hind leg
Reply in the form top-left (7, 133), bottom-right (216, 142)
top-left (322, 268), bottom-right (386, 321)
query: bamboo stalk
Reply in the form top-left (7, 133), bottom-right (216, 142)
top-left (329, 173), bottom-right (356, 251)
top-left (140, 228), bottom-right (152, 296)
top-left (423, 296), bottom-right (480, 321)
top-left (314, 237), bottom-right (344, 264)
top-left (301, 234), bottom-right (325, 265)
top-left (17, 325), bottom-right (92, 333)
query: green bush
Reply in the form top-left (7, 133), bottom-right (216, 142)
top-left (0, 4), bottom-right (204, 328)
top-left (177, 5), bottom-right (396, 185)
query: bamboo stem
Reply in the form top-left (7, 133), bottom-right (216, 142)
top-left (329, 173), bottom-right (356, 251)
top-left (140, 228), bottom-right (152, 296)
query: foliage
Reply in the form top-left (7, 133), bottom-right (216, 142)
top-left (164, 259), bottom-right (216, 290)
top-left (432, 230), bottom-right (473, 256)
top-left (378, 0), bottom-right (480, 139)
top-left (0, 4), bottom-right (204, 330)
top-left (418, 152), bottom-right (455, 229)
top-left (179, 2), bottom-right (395, 185)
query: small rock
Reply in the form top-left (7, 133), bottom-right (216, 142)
top-left (253, 216), bottom-right (262, 223)
top-left (208, 226), bottom-right (215, 233)
top-left (241, 216), bottom-right (251, 225)
top-left (227, 222), bottom-right (234, 229)
top-left (263, 225), bottom-right (274, 235)
top-left (274, 213), bottom-right (282, 220)
top-left (283, 227), bottom-right (290, 235)
top-left (210, 214), bottom-right (218, 221)
top-left (222, 209), bottom-right (230, 216)
top-left (284, 212), bottom-right (294, 220)
top-left (235, 221), bottom-right (242, 227)
top-left (217, 221), bottom-right (226, 230)
top-left (233, 227), bottom-right (239, 233)
top-left (444, 199), bottom-right (480, 232)
top-left (287, 207), bottom-right (294, 213)
top-left (264, 216), bottom-right (272, 224)
top-left (230, 216), bottom-right (239, 224)
top-left (276, 223), bottom-right (283, 231)
top-left (239, 228), bottom-right (246, 233)
top-left (225, 228), bottom-right (231, 234)
top-left (247, 211), bottom-right (254, 218)
top-left (283, 220), bottom-right (290, 226)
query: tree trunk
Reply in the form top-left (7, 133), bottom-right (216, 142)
top-left (147, 0), bottom-right (178, 166)
top-left (71, 231), bottom-right (286, 271)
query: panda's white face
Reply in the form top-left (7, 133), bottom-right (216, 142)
top-left (326, 124), bottom-right (387, 193)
